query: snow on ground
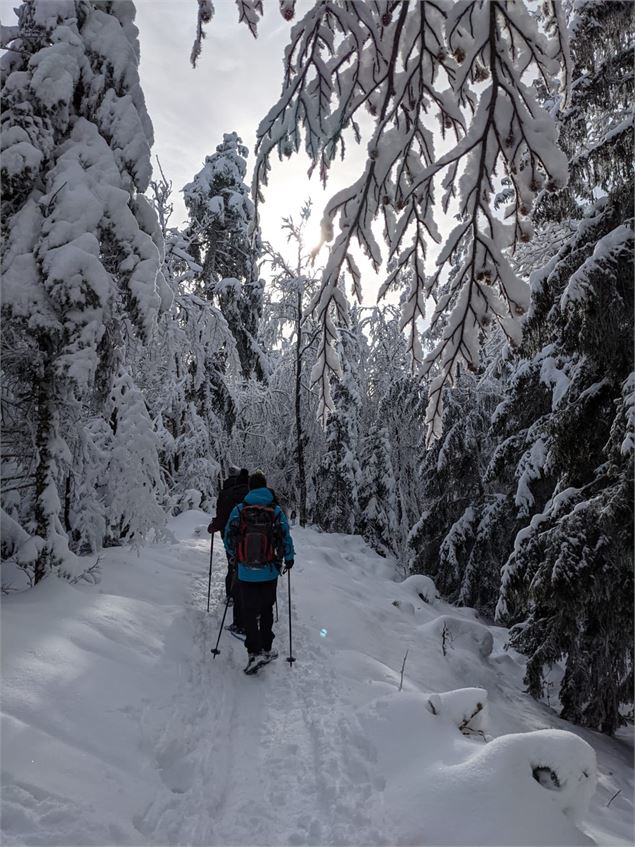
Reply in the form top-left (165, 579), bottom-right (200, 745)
top-left (1, 511), bottom-right (633, 846)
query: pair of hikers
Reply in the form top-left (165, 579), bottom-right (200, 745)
top-left (209, 468), bottom-right (295, 674)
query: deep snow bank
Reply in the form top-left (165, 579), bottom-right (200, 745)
top-left (1, 512), bottom-right (632, 846)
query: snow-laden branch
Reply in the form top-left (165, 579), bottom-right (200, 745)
top-left (247, 0), bottom-right (570, 440)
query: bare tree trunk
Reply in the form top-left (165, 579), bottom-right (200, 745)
top-left (63, 474), bottom-right (72, 533)
top-left (295, 288), bottom-right (307, 527)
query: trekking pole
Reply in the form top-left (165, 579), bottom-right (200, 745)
top-left (275, 600), bottom-right (279, 623)
top-left (206, 532), bottom-right (215, 613)
top-left (286, 569), bottom-right (296, 666)
top-left (211, 595), bottom-right (231, 658)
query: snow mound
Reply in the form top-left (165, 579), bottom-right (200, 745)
top-left (427, 686), bottom-right (489, 735)
top-left (462, 729), bottom-right (597, 825)
top-left (391, 598), bottom-right (415, 615)
top-left (418, 614), bottom-right (494, 657)
top-left (399, 572), bottom-right (439, 603)
top-left (357, 693), bottom-right (597, 846)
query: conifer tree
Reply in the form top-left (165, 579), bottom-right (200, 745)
top-left (1, 0), bottom-right (166, 580)
top-left (143, 167), bottom-right (235, 511)
top-left (183, 132), bottom-right (265, 380)
top-left (313, 318), bottom-right (364, 534)
top-left (103, 368), bottom-right (166, 545)
top-left (358, 421), bottom-right (398, 557)
top-left (408, 373), bottom-right (494, 597)
top-left (494, 0), bottom-right (634, 733)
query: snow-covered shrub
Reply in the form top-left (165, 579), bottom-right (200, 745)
top-left (391, 599), bottom-right (415, 616)
top-left (178, 489), bottom-right (202, 512)
top-left (419, 615), bottom-right (494, 658)
top-left (468, 729), bottom-right (597, 825)
top-left (399, 573), bottom-right (438, 605)
top-left (426, 687), bottom-right (489, 737)
top-left (1, 507), bottom-right (38, 591)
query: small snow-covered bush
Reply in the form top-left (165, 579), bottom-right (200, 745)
top-left (400, 573), bottom-right (439, 604)
top-left (419, 615), bottom-right (494, 657)
top-left (468, 729), bottom-right (597, 824)
top-left (427, 687), bottom-right (488, 736)
top-left (391, 599), bottom-right (415, 616)
top-left (179, 489), bottom-right (203, 511)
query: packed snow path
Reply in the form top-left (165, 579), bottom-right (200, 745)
top-left (2, 512), bottom-right (633, 846)
top-left (136, 543), bottom-right (383, 845)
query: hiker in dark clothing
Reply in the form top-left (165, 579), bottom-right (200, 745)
top-left (208, 467), bottom-right (249, 632)
top-left (224, 470), bottom-right (295, 674)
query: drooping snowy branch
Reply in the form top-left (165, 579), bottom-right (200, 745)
top-left (247, 0), bottom-right (570, 439)
top-left (191, 0), bottom-right (293, 66)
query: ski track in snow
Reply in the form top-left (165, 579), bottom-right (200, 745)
top-left (134, 535), bottom-right (385, 846)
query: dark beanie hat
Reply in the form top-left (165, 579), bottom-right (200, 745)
top-left (249, 471), bottom-right (267, 490)
top-left (238, 468), bottom-right (249, 483)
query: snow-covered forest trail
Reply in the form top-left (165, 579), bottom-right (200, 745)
top-left (134, 523), bottom-right (388, 846)
top-left (2, 511), bottom-right (633, 846)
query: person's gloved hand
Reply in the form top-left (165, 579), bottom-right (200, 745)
top-left (282, 559), bottom-right (294, 573)
top-left (208, 517), bottom-right (219, 534)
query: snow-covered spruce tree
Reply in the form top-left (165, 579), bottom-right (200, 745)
top-left (102, 367), bottom-right (166, 546)
top-left (183, 132), bottom-right (266, 381)
top-left (407, 364), bottom-right (503, 607)
top-left (1, 0), bottom-right (166, 581)
top-left (360, 303), bottom-right (427, 562)
top-left (357, 420), bottom-right (398, 557)
top-left (140, 167), bottom-right (236, 512)
top-left (494, 0), bottom-right (634, 734)
top-left (313, 314), bottom-right (364, 534)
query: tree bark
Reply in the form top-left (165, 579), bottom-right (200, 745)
top-left (33, 366), bottom-right (53, 584)
top-left (295, 288), bottom-right (307, 526)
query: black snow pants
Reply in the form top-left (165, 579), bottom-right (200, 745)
top-left (239, 578), bottom-right (278, 655)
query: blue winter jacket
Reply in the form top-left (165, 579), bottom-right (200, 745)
top-left (224, 487), bottom-right (295, 582)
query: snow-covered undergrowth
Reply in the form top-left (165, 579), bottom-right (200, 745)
top-left (2, 512), bottom-right (632, 846)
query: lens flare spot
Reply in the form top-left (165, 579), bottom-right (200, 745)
top-left (320, 628), bottom-right (328, 638)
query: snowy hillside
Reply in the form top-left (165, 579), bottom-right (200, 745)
top-left (1, 512), bottom-right (632, 846)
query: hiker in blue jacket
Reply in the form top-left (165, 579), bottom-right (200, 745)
top-left (224, 470), bottom-right (295, 674)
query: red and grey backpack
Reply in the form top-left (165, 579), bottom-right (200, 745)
top-left (236, 505), bottom-right (283, 567)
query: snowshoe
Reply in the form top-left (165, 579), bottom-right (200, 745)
top-left (262, 648), bottom-right (279, 663)
top-left (225, 624), bottom-right (246, 641)
top-left (244, 653), bottom-right (268, 675)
